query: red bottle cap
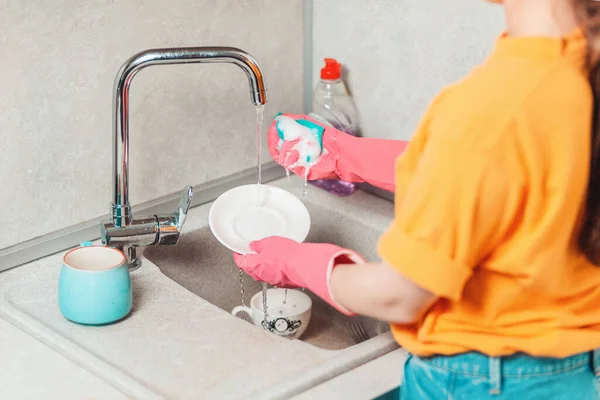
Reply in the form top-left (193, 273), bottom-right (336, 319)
top-left (320, 58), bottom-right (341, 80)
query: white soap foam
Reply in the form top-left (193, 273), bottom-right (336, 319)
top-left (275, 115), bottom-right (323, 171)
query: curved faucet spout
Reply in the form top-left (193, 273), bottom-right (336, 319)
top-left (112, 46), bottom-right (268, 226)
top-left (104, 47), bottom-right (268, 269)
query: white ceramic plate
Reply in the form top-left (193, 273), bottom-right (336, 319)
top-left (209, 184), bottom-right (311, 254)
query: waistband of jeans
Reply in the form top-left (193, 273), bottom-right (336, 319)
top-left (419, 350), bottom-right (600, 378)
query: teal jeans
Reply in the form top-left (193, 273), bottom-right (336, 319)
top-left (399, 350), bottom-right (600, 399)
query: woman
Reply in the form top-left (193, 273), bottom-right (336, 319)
top-left (235, 0), bottom-right (600, 397)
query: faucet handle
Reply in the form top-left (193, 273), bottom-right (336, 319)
top-left (177, 185), bottom-right (194, 229)
top-left (155, 185), bottom-right (194, 245)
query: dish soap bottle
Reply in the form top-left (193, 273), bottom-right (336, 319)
top-left (309, 58), bottom-right (359, 196)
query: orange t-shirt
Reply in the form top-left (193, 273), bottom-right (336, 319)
top-left (377, 29), bottom-right (600, 357)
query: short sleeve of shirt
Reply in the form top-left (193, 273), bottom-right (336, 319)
top-left (377, 129), bottom-right (524, 301)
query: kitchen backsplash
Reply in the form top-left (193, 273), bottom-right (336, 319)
top-left (0, 0), bottom-right (304, 249)
top-left (312, 0), bottom-right (504, 140)
top-left (0, 0), bottom-right (505, 251)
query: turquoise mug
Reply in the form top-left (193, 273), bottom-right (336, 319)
top-left (58, 243), bottom-right (132, 325)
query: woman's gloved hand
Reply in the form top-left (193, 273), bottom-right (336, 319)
top-left (268, 113), bottom-right (409, 192)
top-left (233, 236), bottom-right (365, 316)
top-left (268, 114), bottom-right (340, 181)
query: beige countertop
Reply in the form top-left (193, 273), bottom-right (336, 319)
top-left (293, 349), bottom-right (407, 399)
top-left (0, 318), bottom-right (129, 400)
top-left (0, 179), bottom-right (405, 399)
top-left (0, 314), bottom-right (405, 399)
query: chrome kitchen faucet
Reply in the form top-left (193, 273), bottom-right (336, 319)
top-left (101, 47), bottom-right (268, 269)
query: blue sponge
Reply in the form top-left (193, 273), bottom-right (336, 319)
top-left (275, 115), bottom-right (324, 151)
top-left (296, 119), bottom-right (324, 151)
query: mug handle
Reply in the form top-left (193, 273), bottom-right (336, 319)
top-left (231, 306), bottom-right (253, 319)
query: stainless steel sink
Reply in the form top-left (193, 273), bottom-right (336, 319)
top-left (144, 197), bottom-right (390, 351)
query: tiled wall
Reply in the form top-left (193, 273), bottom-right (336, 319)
top-left (312, 0), bottom-right (505, 140)
top-left (0, 0), bottom-right (304, 249)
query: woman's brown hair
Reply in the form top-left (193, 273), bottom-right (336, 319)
top-left (576, 1), bottom-right (600, 264)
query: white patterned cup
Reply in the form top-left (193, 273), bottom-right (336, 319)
top-left (232, 288), bottom-right (312, 339)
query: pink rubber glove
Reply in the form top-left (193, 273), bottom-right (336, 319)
top-left (233, 237), bottom-right (365, 316)
top-left (268, 113), bottom-right (409, 192)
